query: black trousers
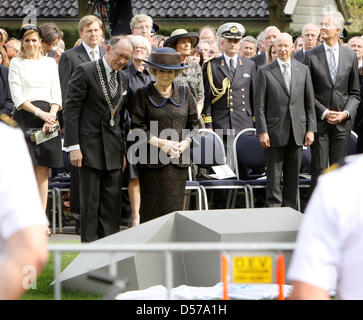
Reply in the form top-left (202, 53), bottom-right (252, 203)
top-left (70, 166), bottom-right (80, 214)
top-left (78, 166), bottom-right (122, 242)
top-left (265, 134), bottom-right (302, 210)
top-left (311, 125), bottom-right (350, 190)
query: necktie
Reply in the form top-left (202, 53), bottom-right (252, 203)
top-left (328, 48), bottom-right (337, 83)
top-left (230, 58), bottom-right (236, 76)
top-left (89, 50), bottom-right (96, 61)
top-left (282, 63), bottom-right (290, 93)
top-left (109, 70), bottom-right (117, 99)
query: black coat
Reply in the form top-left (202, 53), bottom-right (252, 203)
top-left (131, 82), bottom-right (199, 168)
top-left (303, 44), bottom-right (360, 133)
top-left (63, 59), bottom-right (128, 171)
top-left (59, 44), bottom-right (106, 105)
top-left (202, 55), bottom-right (256, 135)
top-left (255, 59), bottom-right (316, 147)
top-left (250, 52), bottom-right (266, 70)
top-left (0, 65), bottom-right (14, 116)
top-left (293, 49), bottom-right (305, 63)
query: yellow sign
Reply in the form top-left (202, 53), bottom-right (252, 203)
top-left (233, 256), bottom-right (273, 283)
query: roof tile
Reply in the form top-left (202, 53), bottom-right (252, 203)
top-left (0, 0), bottom-right (270, 20)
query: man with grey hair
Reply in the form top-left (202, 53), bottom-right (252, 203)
top-left (293, 23), bottom-right (320, 62)
top-left (5, 38), bottom-right (21, 60)
top-left (256, 31), bottom-right (266, 54)
top-left (130, 14), bottom-right (154, 43)
top-left (251, 26), bottom-right (281, 69)
top-left (255, 33), bottom-right (316, 209)
top-left (199, 26), bottom-right (218, 45)
top-left (303, 11), bottom-right (360, 193)
top-left (348, 36), bottom-right (363, 68)
top-left (240, 36), bottom-right (257, 58)
top-left (63, 36), bottom-right (133, 242)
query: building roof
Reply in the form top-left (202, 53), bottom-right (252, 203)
top-left (133, 0), bottom-right (269, 20)
top-left (0, 0), bottom-right (350, 22)
top-left (0, 0), bottom-right (78, 19)
top-left (0, 0), bottom-right (269, 20)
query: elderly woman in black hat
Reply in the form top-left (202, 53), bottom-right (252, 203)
top-left (131, 47), bottom-right (199, 223)
top-left (164, 29), bottom-right (204, 123)
top-left (8, 24), bottom-right (63, 233)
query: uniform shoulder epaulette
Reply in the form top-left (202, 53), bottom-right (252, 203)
top-left (323, 159), bottom-right (346, 174)
top-left (0, 114), bottom-right (18, 127)
top-left (202, 56), bottom-right (215, 69)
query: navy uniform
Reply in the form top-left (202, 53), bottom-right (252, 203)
top-left (202, 23), bottom-right (256, 136)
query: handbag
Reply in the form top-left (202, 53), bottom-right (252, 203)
top-left (25, 123), bottom-right (60, 145)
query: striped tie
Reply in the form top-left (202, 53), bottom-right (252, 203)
top-left (89, 50), bottom-right (96, 61)
top-left (109, 71), bottom-right (117, 99)
top-left (328, 48), bottom-right (337, 83)
top-left (230, 58), bottom-right (236, 76)
top-left (282, 63), bottom-right (290, 93)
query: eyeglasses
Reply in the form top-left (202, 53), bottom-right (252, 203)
top-left (320, 23), bottom-right (336, 29)
top-left (134, 25), bottom-right (152, 31)
top-left (5, 44), bottom-right (17, 51)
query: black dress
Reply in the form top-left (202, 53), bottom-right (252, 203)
top-left (14, 100), bottom-right (63, 168)
top-left (131, 82), bottom-right (199, 222)
top-left (125, 63), bottom-right (154, 179)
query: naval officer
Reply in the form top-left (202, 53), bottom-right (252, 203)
top-left (202, 22), bottom-right (256, 143)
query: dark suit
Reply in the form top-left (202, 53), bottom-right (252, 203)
top-left (303, 44), bottom-right (360, 188)
top-left (255, 59), bottom-right (316, 209)
top-left (63, 59), bottom-right (128, 242)
top-left (0, 65), bottom-right (14, 116)
top-left (202, 55), bottom-right (256, 136)
top-left (293, 49), bottom-right (305, 63)
top-left (354, 67), bottom-right (363, 153)
top-left (59, 43), bottom-right (106, 107)
top-left (59, 43), bottom-right (106, 229)
top-left (250, 52), bottom-right (267, 70)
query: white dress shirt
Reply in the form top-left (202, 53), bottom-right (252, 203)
top-left (82, 42), bottom-right (100, 61)
top-left (8, 56), bottom-right (62, 109)
top-left (223, 53), bottom-right (238, 73)
top-left (323, 41), bottom-right (340, 70)
top-left (321, 41), bottom-right (349, 120)
top-left (102, 57), bottom-right (118, 91)
top-left (276, 58), bottom-right (291, 82)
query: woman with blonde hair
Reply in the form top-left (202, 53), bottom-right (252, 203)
top-left (0, 46), bottom-right (10, 67)
top-left (8, 25), bottom-right (63, 235)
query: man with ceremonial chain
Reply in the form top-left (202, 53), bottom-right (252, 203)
top-left (63, 36), bottom-right (133, 242)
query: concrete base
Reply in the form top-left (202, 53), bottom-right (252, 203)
top-left (56, 208), bottom-right (302, 294)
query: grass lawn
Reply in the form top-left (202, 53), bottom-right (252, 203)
top-left (21, 240), bottom-right (102, 300)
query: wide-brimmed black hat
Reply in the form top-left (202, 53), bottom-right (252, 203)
top-left (143, 47), bottom-right (190, 70)
top-left (19, 24), bottom-right (42, 39)
top-left (163, 29), bottom-right (199, 49)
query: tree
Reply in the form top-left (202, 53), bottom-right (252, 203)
top-left (268, 0), bottom-right (286, 31)
top-left (78, 0), bottom-right (91, 20)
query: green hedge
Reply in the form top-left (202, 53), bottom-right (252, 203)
top-left (158, 26), bottom-right (262, 39)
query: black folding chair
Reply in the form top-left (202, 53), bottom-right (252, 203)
top-left (232, 128), bottom-right (266, 208)
top-left (192, 129), bottom-right (250, 209)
